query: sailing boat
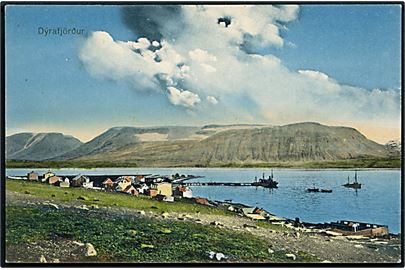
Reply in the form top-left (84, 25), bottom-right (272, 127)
top-left (343, 171), bottom-right (362, 189)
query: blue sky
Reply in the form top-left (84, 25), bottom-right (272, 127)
top-left (5, 4), bottom-right (402, 142)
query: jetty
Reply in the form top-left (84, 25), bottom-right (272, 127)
top-left (183, 182), bottom-right (253, 187)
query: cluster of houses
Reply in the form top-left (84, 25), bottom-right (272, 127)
top-left (25, 171), bottom-right (193, 202)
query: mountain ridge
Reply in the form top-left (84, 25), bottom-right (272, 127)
top-left (6, 122), bottom-right (395, 166)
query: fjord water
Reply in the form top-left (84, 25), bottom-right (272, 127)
top-left (6, 168), bottom-right (401, 233)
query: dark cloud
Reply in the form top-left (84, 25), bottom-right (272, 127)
top-left (121, 5), bottom-right (184, 41)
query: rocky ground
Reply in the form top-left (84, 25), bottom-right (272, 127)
top-left (5, 190), bottom-right (402, 264)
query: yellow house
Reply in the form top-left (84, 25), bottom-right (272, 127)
top-left (155, 183), bottom-right (172, 197)
top-left (117, 177), bottom-right (132, 191)
top-left (43, 171), bottom-right (55, 181)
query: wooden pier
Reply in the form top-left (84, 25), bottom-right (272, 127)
top-left (183, 182), bottom-right (253, 187)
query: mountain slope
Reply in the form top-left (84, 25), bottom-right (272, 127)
top-left (68, 122), bottom-right (390, 166)
top-left (6, 133), bottom-right (83, 161)
top-left (55, 126), bottom-right (202, 160)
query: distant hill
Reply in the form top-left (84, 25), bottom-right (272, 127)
top-left (6, 133), bottom-right (82, 161)
top-left (56, 122), bottom-right (391, 167)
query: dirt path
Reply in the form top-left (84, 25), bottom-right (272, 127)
top-left (5, 191), bottom-right (401, 264)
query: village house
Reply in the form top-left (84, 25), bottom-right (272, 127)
top-left (70, 175), bottom-right (90, 187)
top-left (27, 171), bottom-right (38, 181)
top-left (42, 171), bottom-right (55, 182)
top-left (147, 188), bottom-right (158, 198)
top-left (102, 178), bottom-right (114, 191)
top-left (135, 175), bottom-right (146, 183)
top-left (173, 185), bottom-right (193, 198)
top-left (151, 182), bottom-right (173, 197)
top-left (121, 185), bottom-right (139, 196)
top-left (155, 194), bottom-right (174, 202)
top-left (59, 178), bottom-right (70, 188)
top-left (82, 180), bottom-right (94, 189)
top-left (115, 176), bottom-right (132, 192)
top-left (136, 183), bottom-right (149, 195)
top-left (47, 175), bottom-right (61, 185)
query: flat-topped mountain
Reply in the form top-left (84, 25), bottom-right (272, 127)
top-left (43, 122), bottom-right (391, 167)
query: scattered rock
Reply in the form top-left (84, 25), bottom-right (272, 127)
top-left (127, 230), bottom-right (137, 236)
top-left (285, 253), bottom-right (296, 260)
top-left (138, 210), bottom-right (146, 215)
top-left (215, 253), bottom-right (226, 261)
top-left (161, 228), bottom-right (172, 234)
top-left (268, 248), bottom-right (274, 254)
top-left (228, 206), bottom-right (235, 211)
top-left (354, 244), bottom-right (363, 249)
top-left (210, 221), bottom-right (223, 226)
top-left (90, 204), bottom-right (99, 209)
top-left (85, 243), bottom-right (97, 257)
top-left (346, 235), bottom-right (366, 240)
top-left (184, 214), bottom-right (193, 219)
top-left (73, 241), bottom-right (85, 246)
top-left (325, 231), bottom-right (343, 236)
top-left (141, 244), bottom-right (154, 249)
top-left (77, 196), bottom-right (89, 201)
top-left (243, 224), bottom-right (258, 229)
top-left (161, 212), bottom-right (169, 218)
top-left (48, 203), bottom-right (59, 209)
top-left (322, 260), bottom-right (332, 263)
top-left (208, 251), bottom-right (227, 261)
top-left (39, 255), bottom-right (47, 263)
top-left (294, 231), bottom-right (300, 238)
top-left (52, 259), bottom-right (60, 263)
top-left (76, 205), bottom-right (89, 211)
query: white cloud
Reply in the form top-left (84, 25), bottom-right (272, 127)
top-left (207, 96), bottom-right (218, 105)
top-left (298, 69), bottom-right (331, 82)
top-left (189, 49), bottom-right (217, 62)
top-left (79, 5), bottom-right (400, 134)
top-left (167, 86), bottom-right (201, 108)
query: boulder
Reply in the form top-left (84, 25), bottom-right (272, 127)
top-left (39, 255), bottom-right (47, 263)
top-left (73, 241), bottom-right (85, 247)
top-left (325, 231), bottom-right (342, 236)
top-left (85, 243), bottom-right (97, 257)
top-left (161, 212), bottom-right (170, 219)
top-left (285, 253), bottom-right (296, 260)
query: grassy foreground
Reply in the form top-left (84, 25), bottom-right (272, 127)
top-left (5, 179), bottom-right (229, 216)
top-left (5, 179), bottom-right (318, 263)
top-left (6, 157), bottom-right (401, 169)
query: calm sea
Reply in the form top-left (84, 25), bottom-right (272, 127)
top-left (6, 168), bottom-right (402, 233)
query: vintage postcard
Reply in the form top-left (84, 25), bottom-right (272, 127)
top-left (1, 2), bottom-right (403, 266)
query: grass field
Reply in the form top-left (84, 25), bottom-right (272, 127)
top-left (6, 179), bottom-right (229, 216)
